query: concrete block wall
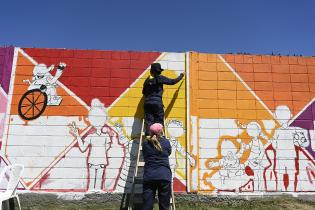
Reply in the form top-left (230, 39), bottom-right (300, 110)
top-left (188, 52), bottom-right (315, 193)
top-left (0, 47), bottom-right (315, 195)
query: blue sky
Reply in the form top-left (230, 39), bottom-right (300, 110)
top-left (1, 0), bottom-right (315, 55)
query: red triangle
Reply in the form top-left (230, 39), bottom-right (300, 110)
top-left (173, 177), bottom-right (186, 192)
top-left (23, 48), bottom-right (161, 107)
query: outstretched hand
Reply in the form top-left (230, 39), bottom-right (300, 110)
top-left (68, 121), bottom-right (80, 138)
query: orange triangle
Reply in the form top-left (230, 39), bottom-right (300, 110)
top-left (190, 52), bottom-right (273, 122)
top-left (223, 54), bottom-right (315, 116)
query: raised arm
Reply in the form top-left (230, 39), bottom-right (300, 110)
top-left (113, 123), bottom-right (129, 145)
top-left (68, 122), bottom-right (89, 152)
top-left (172, 137), bottom-right (195, 166)
top-left (49, 63), bottom-right (66, 84)
top-left (158, 73), bottom-right (184, 85)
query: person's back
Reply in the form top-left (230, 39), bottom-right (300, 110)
top-left (143, 136), bottom-right (172, 183)
top-left (142, 123), bottom-right (172, 210)
top-left (142, 74), bottom-right (183, 105)
top-left (142, 63), bottom-right (184, 135)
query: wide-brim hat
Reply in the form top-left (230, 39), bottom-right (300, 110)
top-left (150, 63), bottom-right (164, 72)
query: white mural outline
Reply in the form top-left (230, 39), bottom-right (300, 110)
top-left (167, 119), bottom-right (195, 180)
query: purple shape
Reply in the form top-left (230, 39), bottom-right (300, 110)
top-left (290, 100), bottom-right (315, 158)
top-left (0, 47), bottom-right (14, 94)
top-left (291, 101), bottom-right (315, 129)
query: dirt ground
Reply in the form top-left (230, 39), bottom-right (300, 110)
top-left (16, 194), bottom-right (315, 210)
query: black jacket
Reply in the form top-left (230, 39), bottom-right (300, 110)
top-left (142, 137), bottom-right (172, 182)
top-left (142, 74), bottom-right (183, 105)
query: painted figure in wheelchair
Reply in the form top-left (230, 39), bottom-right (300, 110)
top-left (24, 62), bottom-right (66, 106)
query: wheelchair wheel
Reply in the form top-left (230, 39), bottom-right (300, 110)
top-left (18, 89), bottom-right (48, 120)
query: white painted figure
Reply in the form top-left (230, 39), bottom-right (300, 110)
top-left (242, 121), bottom-right (268, 192)
top-left (166, 120), bottom-right (195, 178)
top-left (69, 99), bottom-right (115, 191)
top-left (112, 122), bottom-right (132, 192)
top-left (272, 105), bottom-right (309, 192)
top-left (24, 63), bottom-right (66, 106)
top-left (208, 139), bottom-right (246, 186)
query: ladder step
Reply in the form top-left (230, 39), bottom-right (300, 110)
top-left (134, 177), bottom-right (143, 184)
top-left (138, 162), bottom-right (145, 167)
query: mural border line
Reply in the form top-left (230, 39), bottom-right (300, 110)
top-left (108, 52), bottom-right (166, 110)
top-left (185, 51), bottom-right (191, 192)
top-left (2, 47), bottom-right (28, 189)
top-left (289, 97), bottom-right (315, 124)
top-left (218, 54), bottom-right (274, 117)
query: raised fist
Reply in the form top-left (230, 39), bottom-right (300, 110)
top-left (57, 62), bottom-right (67, 70)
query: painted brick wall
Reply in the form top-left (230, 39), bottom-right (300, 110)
top-left (1, 48), bottom-right (186, 193)
top-left (1, 48), bottom-right (315, 195)
top-left (188, 52), bottom-right (315, 193)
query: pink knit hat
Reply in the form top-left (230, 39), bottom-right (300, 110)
top-left (149, 123), bottom-right (163, 135)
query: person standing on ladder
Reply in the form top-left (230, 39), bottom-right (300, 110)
top-left (142, 63), bottom-right (184, 135)
top-left (142, 123), bottom-right (172, 210)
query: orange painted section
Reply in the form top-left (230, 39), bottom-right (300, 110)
top-left (223, 54), bottom-right (315, 115)
top-left (189, 52), bottom-right (274, 121)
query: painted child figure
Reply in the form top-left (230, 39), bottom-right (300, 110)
top-left (166, 120), bottom-right (195, 177)
top-left (208, 139), bottom-right (246, 187)
top-left (69, 99), bottom-right (119, 191)
top-left (272, 105), bottom-right (309, 192)
top-left (25, 62), bottom-right (66, 106)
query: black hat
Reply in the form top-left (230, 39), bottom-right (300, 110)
top-left (150, 63), bottom-right (164, 72)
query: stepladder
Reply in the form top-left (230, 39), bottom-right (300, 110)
top-left (127, 119), bottom-right (176, 210)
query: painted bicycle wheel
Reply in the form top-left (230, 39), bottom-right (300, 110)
top-left (18, 89), bottom-right (48, 120)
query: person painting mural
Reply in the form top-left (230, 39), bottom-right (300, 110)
top-left (142, 63), bottom-right (184, 135)
top-left (142, 123), bottom-right (172, 210)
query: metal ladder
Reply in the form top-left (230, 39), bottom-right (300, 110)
top-left (127, 119), bottom-right (176, 210)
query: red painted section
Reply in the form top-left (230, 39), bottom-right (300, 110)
top-left (173, 177), bottom-right (186, 192)
top-left (283, 174), bottom-right (289, 191)
top-left (245, 166), bottom-right (254, 176)
top-left (23, 48), bottom-right (161, 106)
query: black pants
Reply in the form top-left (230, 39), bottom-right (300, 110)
top-left (142, 180), bottom-right (171, 210)
top-left (144, 103), bottom-right (164, 135)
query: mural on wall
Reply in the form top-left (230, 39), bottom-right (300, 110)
top-left (166, 119), bottom-right (195, 179)
top-left (2, 47), bottom-right (315, 195)
top-left (189, 53), bottom-right (315, 193)
top-left (1, 48), bottom-right (187, 192)
top-left (0, 47), bottom-right (15, 177)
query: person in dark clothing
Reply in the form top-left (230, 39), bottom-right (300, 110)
top-left (142, 63), bottom-right (184, 135)
top-left (142, 123), bottom-right (172, 210)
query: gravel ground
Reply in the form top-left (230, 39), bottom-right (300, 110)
top-left (9, 193), bottom-right (315, 210)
